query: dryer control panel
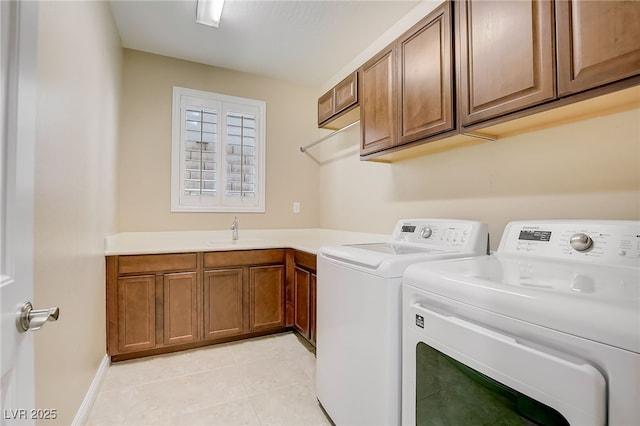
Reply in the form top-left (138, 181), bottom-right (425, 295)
top-left (499, 221), bottom-right (640, 267)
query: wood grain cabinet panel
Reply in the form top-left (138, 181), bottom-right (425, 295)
top-left (291, 250), bottom-right (317, 346)
top-left (334, 72), bottom-right (358, 115)
top-left (203, 268), bottom-right (244, 340)
top-left (309, 273), bottom-right (318, 346)
top-left (249, 265), bottom-right (285, 331)
top-left (398, 1), bottom-right (454, 144)
top-left (317, 91), bottom-right (335, 125)
top-left (457, 0), bottom-right (555, 125)
top-left (163, 272), bottom-right (199, 346)
top-left (107, 249), bottom-right (292, 359)
top-left (309, 273), bottom-right (317, 345)
top-left (204, 249), bottom-right (285, 269)
top-left (117, 275), bottom-right (156, 353)
top-left (360, 46), bottom-right (397, 155)
top-left (293, 267), bottom-right (311, 340)
top-left (118, 253), bottom-right (197, 274)
top-left (360, 1), bottom-right (454, 158)
top-left (318, 71), bottom-right (358, 127)
top-left (556, 0), bottom-right (640, 96)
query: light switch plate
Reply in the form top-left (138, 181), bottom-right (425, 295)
top-left (293, 202), bottom-right (301, 213)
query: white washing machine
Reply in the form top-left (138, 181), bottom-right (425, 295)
top-left (316, 219), bottom-right (489, 426)
top-left (402, 220), bottom-right (640, 426)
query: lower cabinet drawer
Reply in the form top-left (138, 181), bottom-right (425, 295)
top-left (118, 253), bottom-right (198, 274)
top-left (204, 249), bottom-right (285, 268)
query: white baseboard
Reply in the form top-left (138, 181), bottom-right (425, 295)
top-left (72, 354), bottom-right (110, 426)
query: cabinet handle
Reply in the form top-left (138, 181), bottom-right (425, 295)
top-left (17, 302), bottom-right (60, 332)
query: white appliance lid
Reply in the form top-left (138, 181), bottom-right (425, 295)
top-left (346, 243), bottom-right (442, 255)
top-left (403, 255), bottom-right (640, 353)
top-left (319, 244), bottom-right (451, 271)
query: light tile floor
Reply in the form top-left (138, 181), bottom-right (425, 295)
top-left (86, 332), bottom-right (331, 426)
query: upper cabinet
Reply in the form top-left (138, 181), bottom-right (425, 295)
top-left (457, 0), bottom-right (556, 126)
top-left (398, 2), bottom-right (454, 144)
top-left (321, 0), bottom-right (640, 161)
top-left (556, 0), bottom-right (640, 96)
top-left (318, 71), bottom-right (359, 129)
top-left (360, 45), bottom-right (397, 156)
top-left (360, 1), bottom-right (453, 157)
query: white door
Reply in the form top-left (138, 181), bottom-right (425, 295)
top-left (1, 1), bottom-right (40, 423)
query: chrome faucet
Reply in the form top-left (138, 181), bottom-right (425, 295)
top-left (231, 217), bottom-right (239, 240)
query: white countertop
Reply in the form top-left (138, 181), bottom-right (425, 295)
top-left (105, 228), bottom-right (390, 256)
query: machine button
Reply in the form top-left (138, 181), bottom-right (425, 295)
top-left (569, 233), bottom-right (594, 252)
top-left (420, 227), bottom-right (433, 238)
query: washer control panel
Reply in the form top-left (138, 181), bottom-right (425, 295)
top-left (391, 219), bottom-right (488, 253)
top-left (499, 220), bottom-right (640, 267)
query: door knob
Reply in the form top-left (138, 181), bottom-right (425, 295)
top-left (17, 302), bottom-right (59, 332)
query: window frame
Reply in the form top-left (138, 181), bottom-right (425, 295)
top-left (171, 86), bottom-right (266, 213)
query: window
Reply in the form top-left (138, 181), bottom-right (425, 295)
top-left (171, 87), bottom-right (266, 212)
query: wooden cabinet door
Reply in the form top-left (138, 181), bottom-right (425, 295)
top-left (318, 71), bottom-right (359, 127)
top-left (310, 273), bottom-right (317, 346)
top-left (163, 272), bottom-right (199, 346)
top-left (360, 45), bottom-right (397, 155)
top-left (398, 1), bottom-right (454, 145)
top-left (293, 267), bottom-right (311, 339)
top-left (457, 0), bottom-right (555, 125)
top-left (334, 72), bottom-right (358, 115)
top-left (556, 0), bottom-right (640, 96)
top-left (249, 265), bottom-right (285, 331)
top-left (117, 275), bottom-right (156, 353)
top-left (203, 268), bottom-right (244, 340)
top-left (317, 90), bottom-right (334, 125)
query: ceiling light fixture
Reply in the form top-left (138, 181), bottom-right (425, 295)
top-left (196, 0), bottom-right (225, 28)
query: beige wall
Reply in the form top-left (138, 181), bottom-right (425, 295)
top-left (34, 2), bottom-right (122, 424)
top-left (117, 50), bottom-right (322, 231)
top-left (318, 108), bottom-right (640, 248)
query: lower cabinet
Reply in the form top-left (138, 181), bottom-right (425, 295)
top-left (107, 249), bottom-right (288, 360)
top-left (203, 268), bottom-right (243, 340)
top-left (250, 266), bottom-right (286, 331)
top-left (292, 250), bottom-right (317, 346)
top-left (116, 275), bottom-right (156, 353)
top-left (163, 272), bottom-right (199, 346)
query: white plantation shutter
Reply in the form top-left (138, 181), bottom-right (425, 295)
top-left (224, 106), bottom-right (257, 200)
top-left (172, 87), bottom-right (266, 212)
top-left (184, 107), bottom-right (217, 198)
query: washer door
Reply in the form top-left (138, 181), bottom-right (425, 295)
top-left (403, 301), bottom-right (607, 426)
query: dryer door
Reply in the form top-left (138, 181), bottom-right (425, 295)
top-left (402, 300), bottom-right (606, 426)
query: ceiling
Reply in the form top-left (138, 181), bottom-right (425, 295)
top-left (108, 0), bottom-right (420, 88)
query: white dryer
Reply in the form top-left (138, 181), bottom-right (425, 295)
top-left (316, 219), bottom-right (489, 426)
top-left (402, 220), bottom-right (640, 425)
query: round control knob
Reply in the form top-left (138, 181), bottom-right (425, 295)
top-left (420, 227), bottom-right (433, 239)
top-left (569, 233), bottom-right (593, 252)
